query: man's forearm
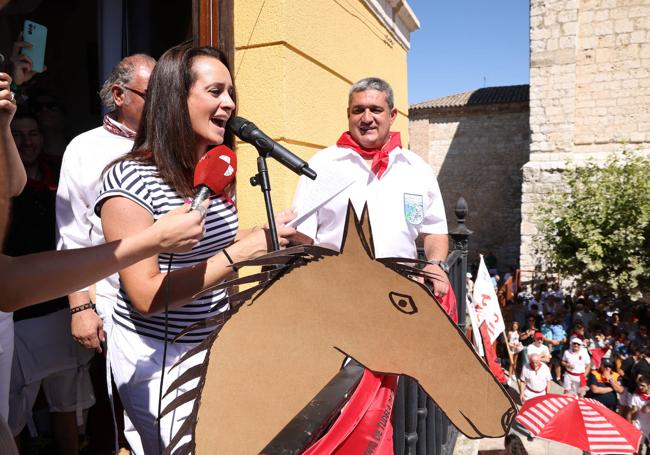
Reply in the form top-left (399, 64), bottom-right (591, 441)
top-left (423, 233), bottom-right (448, 261)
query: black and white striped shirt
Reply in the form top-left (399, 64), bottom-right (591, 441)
top-left (96, 160), bottom-right (238, 343)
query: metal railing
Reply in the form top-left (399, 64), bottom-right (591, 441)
top-left (390, 197), bottom-right (471, 455)
top-left (263, 197), bottom-right (472, 455)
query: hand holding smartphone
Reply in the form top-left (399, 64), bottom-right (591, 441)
top-left (21, 20), bottom-right (47, 73)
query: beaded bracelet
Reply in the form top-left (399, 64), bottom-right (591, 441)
top-left (70, 302), bottom-right (96, 315)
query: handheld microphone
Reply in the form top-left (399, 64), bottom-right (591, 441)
top-left (191, 145), bottom-right (237, 209)
top-left (227, 116), bottom-right (317, 180)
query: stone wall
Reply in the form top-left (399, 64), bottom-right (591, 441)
top-left (410, 102), bottom-right (530, 272)
top-left (522, 0), bottom-right (650, 281)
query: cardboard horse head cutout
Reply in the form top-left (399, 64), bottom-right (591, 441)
top-left (162, 203), bottom-right (516, 454)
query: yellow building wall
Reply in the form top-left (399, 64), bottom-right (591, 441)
top-left (233, 0), bottom-right (412, 229)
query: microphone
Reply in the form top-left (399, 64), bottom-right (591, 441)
top-left (191, 145), bottom-right (237, 209)
top-left (227, 116), bottom-right (317, 180)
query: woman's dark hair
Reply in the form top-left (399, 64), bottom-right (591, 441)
top-left (120, 44), bottom-right (236, 197)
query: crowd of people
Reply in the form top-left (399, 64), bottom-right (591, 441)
top-left (496, 278), bottom-right (650, 448)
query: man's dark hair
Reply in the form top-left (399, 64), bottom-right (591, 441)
top-left (349, 77), bottom-right (394, 110)
top-left (118, 44), bottom-right (236, 197)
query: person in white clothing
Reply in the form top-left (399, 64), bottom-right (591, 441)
top-left (55, 54), bottom-right (155, 453)
top-left (630, 374), bottom-right (650, 447)
top-left (96, 44), bottom-right (296, 454)
top-left (519, 353), bottom-right (552, 402)
top-left (562, 337), bottom-right (590, 397)
top-left (56, 54), bottom-right (156, 351)
top-left (526, 332), bottom-right (551, 364)
top-left (292, 77), bottom-right (449, 297)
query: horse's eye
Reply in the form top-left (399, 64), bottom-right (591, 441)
top-left (389, 292), bottom-right (418, 315)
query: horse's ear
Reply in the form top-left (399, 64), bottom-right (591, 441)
top-left (339, 201), bottom-right (376, 260)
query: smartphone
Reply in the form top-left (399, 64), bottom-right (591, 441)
top-left (21, 20), bottom-right (47, 73)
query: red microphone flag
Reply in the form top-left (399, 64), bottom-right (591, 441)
top-left (194, 145), bottom-right (237, 194)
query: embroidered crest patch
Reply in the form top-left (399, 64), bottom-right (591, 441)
top-left (403, 193), bottom-right (424, 225)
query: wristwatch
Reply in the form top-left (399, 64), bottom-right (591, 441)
top-left (428, 259), bottom-right (449, 274)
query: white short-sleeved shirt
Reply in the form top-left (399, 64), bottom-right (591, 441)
top-left (631, 394), bottom-right (650, 434)
top-left (56, 124), bottom-right (134, 303)
top-left (520, 362), bottom-right (552, 397)
top-left (562, 349), bottom-right (590, 375)
top-left (527, 343), bottom-right (551, 359)
top-left (292, 145), bottom-right (447, 259)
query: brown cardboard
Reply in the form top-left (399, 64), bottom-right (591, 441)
top-left (186, 203), bottom-right (515, 454)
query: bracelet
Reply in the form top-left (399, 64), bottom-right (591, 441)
top-left (427, 259), bottom-right (449, 273)
top-left (222, 249), bottom-right (238, 272)
top-left (70, 302), bottom-right (96, 315)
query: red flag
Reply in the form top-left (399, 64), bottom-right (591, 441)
top-left (438, 286), bottom-right (458, 323)
top-left (479, 323), bottom-right (507, 383)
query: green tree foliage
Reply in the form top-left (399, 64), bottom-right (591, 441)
top-left (535, 151), bottom-right (650, 300)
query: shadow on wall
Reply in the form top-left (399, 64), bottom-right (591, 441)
top-left (414, 86), bottom-right (531, 274)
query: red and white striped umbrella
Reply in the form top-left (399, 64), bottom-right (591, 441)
top-left (516, 394), bottom-right (642, 454)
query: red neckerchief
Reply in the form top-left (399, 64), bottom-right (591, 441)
top-left (336, 131), bottom-right (402, 179)
top-left (103, 113), bottom-right (136, 139)
top-left (529, 362), bottom-right (542, 372)
top-left (638, 392), bottom-right (650, 401)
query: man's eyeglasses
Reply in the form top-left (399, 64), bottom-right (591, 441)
top-left (122, 86), bottom-right (146, 99)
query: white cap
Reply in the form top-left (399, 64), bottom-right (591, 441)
top-left (570, 337), bottom-right (583, 345)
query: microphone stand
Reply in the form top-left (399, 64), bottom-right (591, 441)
top-left (250, 154), bottom-right (280, 252)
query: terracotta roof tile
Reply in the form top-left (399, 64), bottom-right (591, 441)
top-left (410, 84), bottom-right (529, 110)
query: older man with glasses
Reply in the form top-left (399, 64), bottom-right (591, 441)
top-left (55, 53), bottom-right (155, 453)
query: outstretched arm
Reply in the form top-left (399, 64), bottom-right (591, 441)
top-left (0, 203), bottom-right (205, 312)
top-left (101, 196), bottom-right (296, 315)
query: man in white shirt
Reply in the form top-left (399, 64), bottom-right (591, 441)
top-left (519, 353), bottom-right (552, 402)
top-left (527, 332), bottom-right (551, 363)
top-left (292, 77), bottom-right (449, 297)
top-left (562, 337), bottom-right (590, 397)
top-left (56, 54), bottom-right (155, 351)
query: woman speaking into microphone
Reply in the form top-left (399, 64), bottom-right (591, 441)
top-left (96, 44), bottom-right (296, 453)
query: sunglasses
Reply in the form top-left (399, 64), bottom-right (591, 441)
top-left (122, 86), bottom-right (147, 99)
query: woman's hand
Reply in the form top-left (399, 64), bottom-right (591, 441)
top-left (270, 208), bottom-right (297, 227)
top-left (148, 202), bottom-right (208, 253)
top-left (228, 223), bottom-right (297, 262)
top-left (10, 33), bottom-right (43, 86)
top-left (0, 73), bottom-right (17, 130)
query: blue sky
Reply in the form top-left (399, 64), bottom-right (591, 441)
top-left (407, 1), bottom-right (530, 105)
